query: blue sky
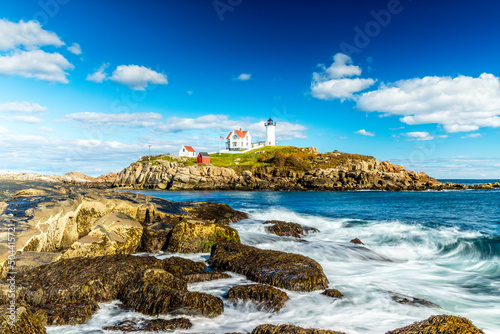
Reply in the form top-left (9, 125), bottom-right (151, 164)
top-left (0, 0), bottom-right (499, 178)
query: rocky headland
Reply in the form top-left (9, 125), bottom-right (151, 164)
top-left (2, 147), bottom-right (499, 192)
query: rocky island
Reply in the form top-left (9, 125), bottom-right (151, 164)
top-left (3, 146), bottom-right (498, 191)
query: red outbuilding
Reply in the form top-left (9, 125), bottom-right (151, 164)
top-left (197, 152), bottom-right (210, 164)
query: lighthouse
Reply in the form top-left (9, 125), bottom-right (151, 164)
top-left (264, 117), bottom-right (276, 146)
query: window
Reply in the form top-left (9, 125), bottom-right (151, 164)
top-left (233, 135), bottom-right (237, 139)
top-left (183, 148), bottom-right (185, 152)
top-left (232, 142), bottom-right (237, 147)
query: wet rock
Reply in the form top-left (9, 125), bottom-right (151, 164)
top-left (350, 238), bottom-right (364, 245)
top-left (183, 203), bottom-right (248, 225)
top-left (119, 273), bottom-right (224, 317)
top-left (60, 212), bottom-right (143, 259)
top-left (138, 222), bottom-right (174, 253)
top-left (265, 220), bottom-right (304, 238)
top-left (390, 293), bottom-right (440, 308)
top-left (0, 305), bottom-right (46, 334)
top-left (184, 271), bottom-right (231, 283)
top-left (165, 219), bottom-right (240, 253)
top-left (16, 254), bottom-right (203, 306)
top-left (227, 284), bottom-right (289, 312)
top-left (103, 317), bottom-right (192, 332)
top-left (13, 188), bottom-right (47, 197)
top-left (321, 289), bottom-right (344, 299)
top-left (386, 314), bottom-right (485, 334)
top-left (251, 324), bottom-right (345, 334)
top-left (31, 302), bottom-right (99, 326)
top-left (208, 242), bottom-right (329, 292)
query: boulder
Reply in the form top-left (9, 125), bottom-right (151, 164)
top-left (386, 315), bottom-right (485, 334)
top-left (183, 203), bottom-right (249, 225)
top-left (184, 271), bottom-right (231, 283)
top-left (165, 220), bottom-right (240, 253)
top-left (208, 242), bottom-right (329, 292)
top-left (321, 289), bottom-right (344, 299)
top-left (350, 238), bottom-right (364, 245)
top-left (31, 302), bottom-right (99, 326)
top-left (138, 222), bottom-right (174, 253)
top-left (390, 293), bottom-right (440, 308)
top-left (119, 269), bottom-right (224, 318)
top-left (60, 212), bottom-right (143, 259)
top-left (227, 284), bottom-right (289, 312)
top-left (103, 317), bottom-right (192, 332)
top-left (0, 305), bottom-right (46, 334)
top-left (16, 254), bottom-right (204, 306)
top-left (265, 220), bottom-right (304, 238)
top-left (251, 324), bottom-right (345, 334)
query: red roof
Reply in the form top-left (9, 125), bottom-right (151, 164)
top-left (183, 145), bottom-right (195, 153)
top-left (226, 130), bottom-right (248, 139)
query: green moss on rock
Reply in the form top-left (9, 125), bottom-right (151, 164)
top-left (386, 315), bottom-right (485, 334)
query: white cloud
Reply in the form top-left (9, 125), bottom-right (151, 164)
top-left (356, 73), bottom-right (500, 133)
top-left (354, 129), bottom-right (375, 137)
top-left (65, 112), bottom-right (163, 127)
top-left (0, 19), bottom-right (64, 51)
top-left (0, 50), bottom-right (73, 83)
top-left (405, 131), bottom-right (434, 141)
top-left (6, 115), bottom-right (42, 123)
top-left (312, 78), bottom-right (375, 100)
top-left (67, 43), bottom-right (82, 55)
top-left (311, 53), bottom-right (375, 100)
top-left (0, 125), bottom-right (8, 134)
top-left (109, 65), bottom-right (168, 90)
top-left (235, 73), bottom-right (251, 81)
top-left (187, 91), bottom-right (193, 95)
top-left (461, 133), bottom-right (482, 139)
top-left (322, 53), bottom-right (362, 79)
top-left (86, 63), bottom-right (108, 83)
top-left (0, 101), bottom-right (47, 113)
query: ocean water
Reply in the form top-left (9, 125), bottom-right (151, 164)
top-left (47, 187), bottom-right (500, 334)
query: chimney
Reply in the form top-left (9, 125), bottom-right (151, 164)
top-left (239, 128), bottom-right (242, 131)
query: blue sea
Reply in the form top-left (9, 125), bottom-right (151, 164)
top-left (49, 185), bottom-right (500, 334)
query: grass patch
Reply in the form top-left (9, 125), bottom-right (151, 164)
top-left (134, 146), bottom-right (374, 173)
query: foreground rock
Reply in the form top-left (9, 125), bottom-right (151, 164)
top-left (208, 242), bottom-right (328, 292)
top-left (103, 318), bottom-right (192, 332)
top-left (252, 324), bottom-right (345, 334)
top-left (386, 315), bottom-right (485, 334)
top-left (8, 254), bottom-right (222, 323)
top-left (166, 219), bottom-right (240, 253)
top-left (0, 305), bottom-right (46, 334)
top-left (32, 302), bottom-right (99, 326)
top-left (137, 221), bottom-right (174, 253)
top-left (265, 220), bottom-right (306, 238)
top-left (183, 203), bottom-right (249, 225)
top-left (119, 268), bottom-right (224, 317)
top-left (227, 284), bottom-right (289, 312)
top-left (0, 184), bottom-right (248, 275)
top-left (60, 212), bottom-right (143, 259)
top-left (321, 289), bottom-right (344, 299)
top-left (390, 293), bottom-right (440, 308)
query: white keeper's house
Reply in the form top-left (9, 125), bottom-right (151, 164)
top-left (225, 117), bottom-right (276, 152)
top-left (178, 145), bottom-right (196, 157)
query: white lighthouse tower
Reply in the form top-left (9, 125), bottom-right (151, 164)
top-left (264, 117), bottom-right (276, 146)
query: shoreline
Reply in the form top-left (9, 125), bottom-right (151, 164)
top-left (0, 182), bottom-right (493, 333)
